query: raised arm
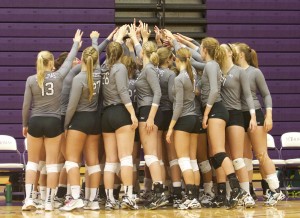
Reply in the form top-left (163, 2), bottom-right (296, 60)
top-left (58, 29), bottom-right (83, 78)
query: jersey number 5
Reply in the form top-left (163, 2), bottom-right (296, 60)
top-left (41, 82), bottom-right (54, 96)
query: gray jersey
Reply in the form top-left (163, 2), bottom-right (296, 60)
top-left (92, 38), bottom-right (110, 54)
top-left (172, 70), bottom-right (197, 121)
top-left (158, 67), bottom-right (176, 111)
top-left (200, 60), bottom-right (222, 107)
top-left (61, 64), bottom-right (81, 115)
top-left (102, 62), bottom-right (131, 107)
top-left (221, 65), bottom-right (255, 111)
top-left (194, 76), bottom-right (203, 119)
top-left (22, 42), bottom-right (79, 127)
top-left (242, 66), bottom-right (272, 111)
top-left (64, 68), bottom-right (102, 129)
top-left (135, 63), bottom-right (162, 108)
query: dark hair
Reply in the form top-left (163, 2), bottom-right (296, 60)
top-left (54, 52), bottom-right (68, 70)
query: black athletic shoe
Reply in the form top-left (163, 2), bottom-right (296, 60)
top-left (210, 195), bottom-right (227, 208)
top-left (145, 192), bottom-right (169, 210)
top-left (227, 188), bottom-right (247, 209)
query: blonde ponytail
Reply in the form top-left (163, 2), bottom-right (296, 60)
top-left (176, 48), bottom-right (194, 86)
top-left (142, 41), bottom-right (158, 66)
top-left (150, 51), bottom-right (159, 66)
top-left (82, 46), bottom-right (99, 102)
top-left (185, 57), bottom-right (194, 86)
top-left (36, 51), bottom-right (54, 89)
top-left (214, 45), bottom-right (227, 70)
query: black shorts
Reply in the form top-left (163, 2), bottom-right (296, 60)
top-left (61, 115), bottom-right (65, 132)
top-left (204, 101), bottom-right (229, 123)
top-left (138, 106), bottom-right (163, 130)
top-left (226, 110), bottom-right (244, 128)
top-left (28, 116), bottom-right (62, 138)
top-left (102, 104), bottom-right (132, 133)
top-left (243, 109), bottom-right (264, 132)
top-left (160, 110), bottom-right (173, 131)
top-left (174, 115), bottom-right (201, 134)
top-left (68, 111), bottom-right (101, 135)
top-left (195, 117), bottom-right (207, 134)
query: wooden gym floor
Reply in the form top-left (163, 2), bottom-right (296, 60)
top-left (0, 201), bottom-right (299, 218)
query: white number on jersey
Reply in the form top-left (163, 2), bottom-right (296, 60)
top-left (41, 82), bottom-right (54, 96)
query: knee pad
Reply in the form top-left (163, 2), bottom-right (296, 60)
top-left (232, 158), bottom-right (246, 171)
top-left (212, 152), bottom-right (227, 169)
top-left (244, 158), bottom-right (253, 171)
top-left (199, 160), bottom-right (212, 174)
top-left (120, 156), bottom-right (133, 167)
top-left (266, 173), bottom-right (280, 192)
top-left (169, 159), bottom-right (179, 167)
top-left (190, 160), bottom-right (199, 172)
top-left (104, 162), bottom-right (119, 173)
top-left (144, 155), bottom-right (159, 167)
top-left (57, 163), bottom-right (64, 172)
top-left (178, 157), bottom-right (192, 172)
top-left (159, 160), bottom-right (164, 166)
top-left (26, 161), bottom-right (38, 172)
top-left (41, 166), bottom-right (47, 175)
top-left (65, 161), bottom-right (79, 173)
top-left (46, 164), bottom-right (60, 173)
top-left (38, 161), bottom-right (46, 172)
top-left (87, 164), bottom-right (101, 176)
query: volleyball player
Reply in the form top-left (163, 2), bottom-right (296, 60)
top-left (128, 24), bottom-right (169, 210)
top-left (60, 41), bottom-right (102, 211)
top-left (199, 37), bottom-right (247, 209)
top-left (234, 43), bottom-right (285, 206)
top-left (22, 30), bottom-right (82, 211)
top-left (216, 43), bottom-right (257, 208)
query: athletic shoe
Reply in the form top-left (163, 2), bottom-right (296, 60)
top-left (173, 197), bottom-right (182, 208)
top-left (83, 200), bottom-right (100, 210)
top-left (59, 198), bottom-right (84, 211)
top-left (105, 199), bottom-right (120, 210)
top-left (98, 197), bottom-right (106, 205)
top-left (210, 195), bottom-right (227, 208)
top-left (244, 193), bottom-right (256, 208)
top-left (227, 188), bottom-right (248, 209)
top-left (121, 195), bottom-right (138, 210)
top-left (34, 198), bottom-right (45, 210)
top-left (53, 196), bottom-right (65, 209)
top-left (199, 192), bottom-right (214, 208)
top-left (178, 198), bottom-right (201, 210)
top-left (264, 190), bottom-right (285, 207)
top-left (145, 192), bottom-right (169, 210)
top-left (22, 198), bottom-right (36, 211)
top-left (139, 190), bottom-right (153, 203)
top-left (44, 202), bottom-right (54, 211)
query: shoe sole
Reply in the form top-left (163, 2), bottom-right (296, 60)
top-left (146, 201), bottom-right (169, 210)
top-left (22, 205), bottom-right (36, 211)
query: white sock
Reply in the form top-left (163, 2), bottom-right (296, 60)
top-left (106, 189), bottom-right (115, 202)
top-left (89, 188), bottom-right (99, 201)
top-left (203, 181), bottom-right (214, 196)
top-left (39, 186), bottom-right (46, 201)
top-left (45, 188), bottom-right (55, 203)
top-left (240, 182), bottom-right (250, 194)
top-left (124, 185), bottom-right (133, 198)
top-left (32, 191), bottom-right (37, 199)
top-left (25, 184), bottom-right (34, 199)
top-left (71, 185), bottom-right (81, 199)
top-left (85, 187), bottom-right (90, 200)
top-left (144, 178), bottom-right (152, 192)
top-left (66, 184), bottom-right (71, 196)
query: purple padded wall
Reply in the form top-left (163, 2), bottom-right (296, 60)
top-left (0, 1), bottom-right (115, 152)
top-left (207, 1), bottom-right (300, 148)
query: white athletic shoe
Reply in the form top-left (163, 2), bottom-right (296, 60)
top-left (83, 200), bottom-right (100, 210)
top-left (178, 198), bottom-right (201, 210)
top-left (121, 196), bottom-right (138, 210)
top-left (244, 193), bottom-right (256, 208)
top-left (44, 202), bottom-right (54, 211)
top-left (53, 196), bottom-right (65, 209)
top-left (59, 198), bottom-right (84, 211)
top-left (264, 191), bottom-right (285, 207)
top-left (22, 198), bottom-right (36, 211)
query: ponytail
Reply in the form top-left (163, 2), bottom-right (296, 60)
top-left (107, 42), bottom-right (123, 69)
top-left (185, 57), bottom-right (194, 86)
top-left (36, 51), bottom-right (54, 89)
top-left (36, 56), bottom-right (45, 89)
top-left (214, 45), bottom-right (227, 70)
top-left (250, 49), bottom-right (258, 68)
top-left (86, 56), bottom-right (94, 102)
top-left (150, 51), bottom-right (159, 66)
